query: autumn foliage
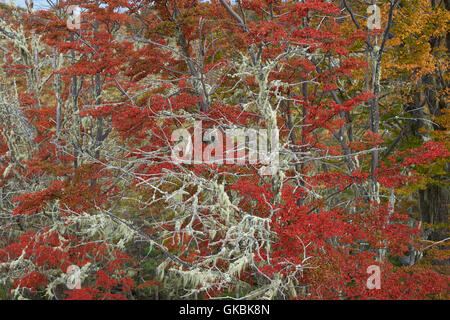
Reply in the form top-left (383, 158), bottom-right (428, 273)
top-left (0, 0), bottom-right (448, 300)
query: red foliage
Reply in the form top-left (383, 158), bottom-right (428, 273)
top-left (0, 0), bottom-right (447, 301)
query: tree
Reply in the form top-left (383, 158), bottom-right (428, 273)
top-left (0, 0), bottom-right (448, 300)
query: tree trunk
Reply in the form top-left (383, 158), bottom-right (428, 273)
top-left (419, 182), bottom-right (450, 241)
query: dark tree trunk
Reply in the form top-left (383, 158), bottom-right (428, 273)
top-left (419, 181), bottom-right (450, 241)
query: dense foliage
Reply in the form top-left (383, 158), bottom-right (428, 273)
top-left (0, 0), bottom-right (448, 300)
